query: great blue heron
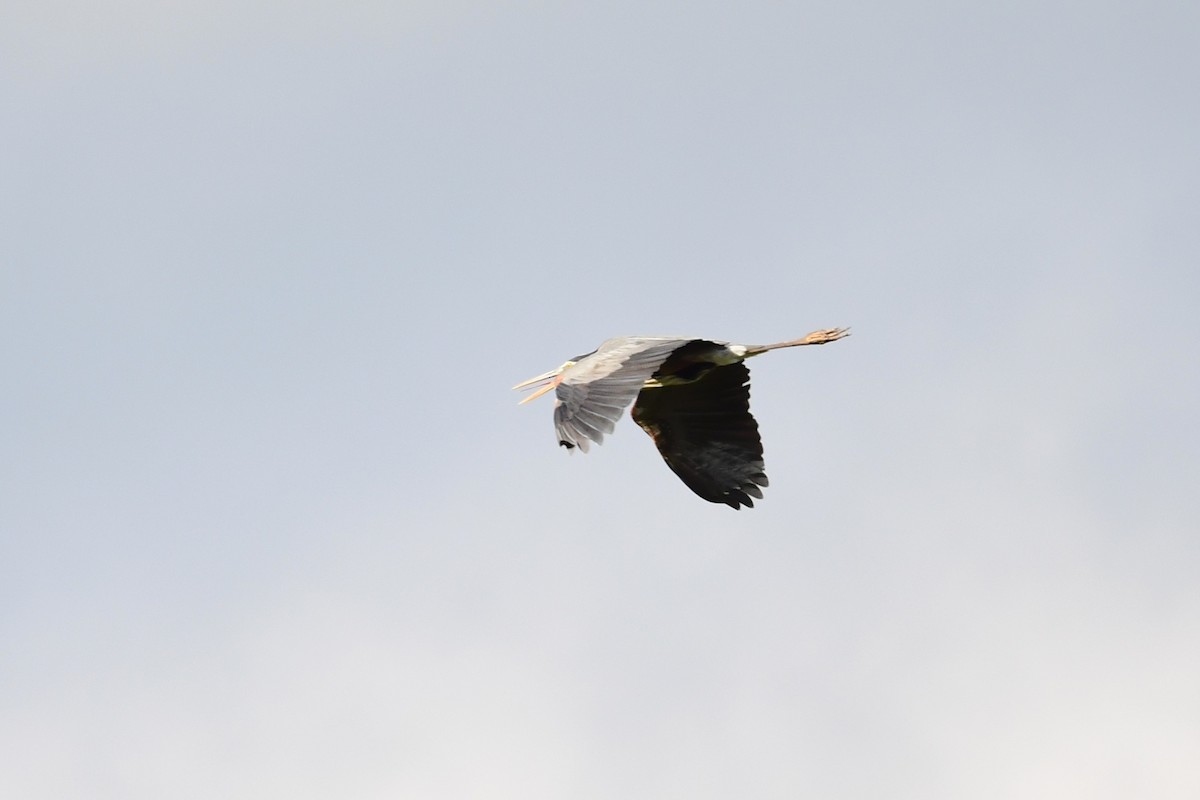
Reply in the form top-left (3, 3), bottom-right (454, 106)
top-left (513, 328), bottom-right (849, 509)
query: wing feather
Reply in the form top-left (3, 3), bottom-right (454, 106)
top-left (631, 362), bottom-right (767, 509)
top-left (553, 338), bottom-right (708, 452)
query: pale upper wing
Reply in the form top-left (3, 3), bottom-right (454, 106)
top-left (630, 362), bottom-right (767, 509)
top-left (552, 337), bottom-right (706, 452)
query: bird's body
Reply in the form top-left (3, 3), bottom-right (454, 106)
top-left (514, 328), bottom-right (849, 509)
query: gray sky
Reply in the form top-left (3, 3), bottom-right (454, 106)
top-left (3, 2), bottom-right (1199, 798)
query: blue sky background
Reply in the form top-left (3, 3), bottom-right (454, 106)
top-left (4, 2), bottom-right (1199, 797)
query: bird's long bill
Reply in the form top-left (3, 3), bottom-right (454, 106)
top-left (512, 369), bottom-right (561, 404)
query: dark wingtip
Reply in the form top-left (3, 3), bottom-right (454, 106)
top-left (721, 491), bottom-right (755, 510)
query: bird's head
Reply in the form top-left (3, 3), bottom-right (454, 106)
top-left (512, 360), bottom-right (575, 404)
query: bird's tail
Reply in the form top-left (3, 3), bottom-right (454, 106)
top-left (745, 327), bottom-right (851, 356)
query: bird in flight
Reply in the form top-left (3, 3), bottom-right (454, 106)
top-left (513, 328), bottom-right (849, 508)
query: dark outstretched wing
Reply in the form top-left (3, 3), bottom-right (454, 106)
top-left (553, 337), bottom-right (708, 452)
top-left (631, 362), bottom-right (767, 509)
